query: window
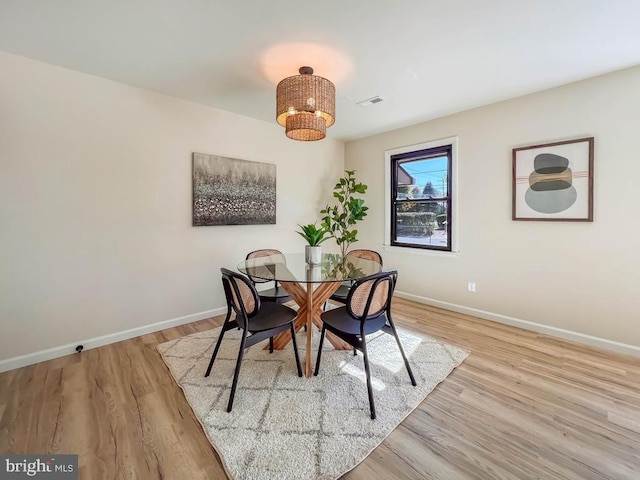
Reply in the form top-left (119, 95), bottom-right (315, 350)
top-left (386, 139), bottom-right (456, 252)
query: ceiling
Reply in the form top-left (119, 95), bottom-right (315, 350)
top-left (2, 1), bottom-right (640, 141)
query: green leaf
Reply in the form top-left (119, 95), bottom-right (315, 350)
top-left (295, 222), bottom-right (329, 246)
top-left (319, 170), bottom-right (368, 252)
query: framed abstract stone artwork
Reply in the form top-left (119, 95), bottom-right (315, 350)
top-left (512, 137), bottom-right (594, 221)
top-left (192, 152), bottom-right (276, 226)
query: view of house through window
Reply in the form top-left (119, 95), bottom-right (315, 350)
top-left (391, 144), bottom-right (452, 251)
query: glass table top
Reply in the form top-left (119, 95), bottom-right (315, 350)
top-left (238, 253), bottom-right (382, 284)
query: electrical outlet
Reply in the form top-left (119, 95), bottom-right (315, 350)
top-left (467, 281), bottom-right (476, 293)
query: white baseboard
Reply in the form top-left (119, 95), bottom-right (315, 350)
top-left (0, 307), bottom-right (227, 373)
top-left (395, 291), bottom-right (640, 358)
top-left (5, 293), bottom-right (637, 373)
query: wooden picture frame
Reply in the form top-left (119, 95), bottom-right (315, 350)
top-left (512, 137), bottom-right (594, 221)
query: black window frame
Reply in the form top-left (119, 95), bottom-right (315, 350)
top-left (390, 144), bottom-right (453, 251)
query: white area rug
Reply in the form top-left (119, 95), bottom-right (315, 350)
top-left (158, 325), bottom-right (468, 480)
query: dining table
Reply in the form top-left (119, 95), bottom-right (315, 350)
top-left (238, 252), bottom-right (383, 377)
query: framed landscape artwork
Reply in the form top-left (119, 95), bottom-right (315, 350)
top-left (192, 152), bottom-right (276, 226)
top-left (512, 137), bottom-right (594, 221)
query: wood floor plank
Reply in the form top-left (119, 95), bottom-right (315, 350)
top-left (1, 300), bottom-right (639, 479)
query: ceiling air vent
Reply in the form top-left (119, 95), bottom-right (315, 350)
top-left (356, 96), bottom-right (384, 107)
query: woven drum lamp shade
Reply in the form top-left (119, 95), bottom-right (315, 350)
top-left (276, 66), bottom-right (335, 141)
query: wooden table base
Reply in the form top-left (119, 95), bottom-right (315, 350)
top-left (266, 280), bottom-right (351, 377)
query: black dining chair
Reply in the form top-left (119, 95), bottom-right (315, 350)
top-left (205, 268), bottom-right (302, 412)
top-left (314, 270), bottom-right (416, 419)
top-left (245, 249), bottom-right (292, 304)
top-left (327, 249), bottom-right (383, 306)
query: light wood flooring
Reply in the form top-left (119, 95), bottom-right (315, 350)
top-left (1, 298), bottom-right (639, 479)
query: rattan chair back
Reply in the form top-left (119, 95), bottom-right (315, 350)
top-left (221, 268), bottom-right (259, 326)
top-left (346, 270), bottom-right (397, 320)
top-left (245, 249), bottom-right (285, 284)
top-left (346, 249), bottom-right (383, 265)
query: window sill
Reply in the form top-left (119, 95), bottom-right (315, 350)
top-left (383, 244), bottom-right (460, 257)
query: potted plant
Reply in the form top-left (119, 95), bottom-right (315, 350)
top-left (321, 170), bottom-right (368, 257)
top-left (296, 223), bottom-right (330, 264)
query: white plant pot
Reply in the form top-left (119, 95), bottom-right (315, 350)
top-left (305, 245), bottom-right (322, 265)
top-left (306, 264), bottom-right (322, 282)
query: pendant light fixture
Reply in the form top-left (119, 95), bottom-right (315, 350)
top-left (276, 66), bottom-right (335, 141)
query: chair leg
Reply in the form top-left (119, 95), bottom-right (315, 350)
top-left (388, 315), bottom-right (417, 386)
top-left (289, 323), bottom-right (302, 377)
top-left (313, 325), bottom-right (327, 376)
top-left (361, 336), bottom-right (376, 420)
top-left (205, 308), bottom-right (231, 377)
top-left (227, 328), bottom-right (248, 412)
top-left (269, 336), bottom-right (274, 353)
top-left (205, 329), bottom-right (227, 377)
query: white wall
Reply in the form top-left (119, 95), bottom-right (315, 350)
top-left (346, 65), bottom-right (640, 350)
top-left (0, 51), bottom-right (344, 364)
